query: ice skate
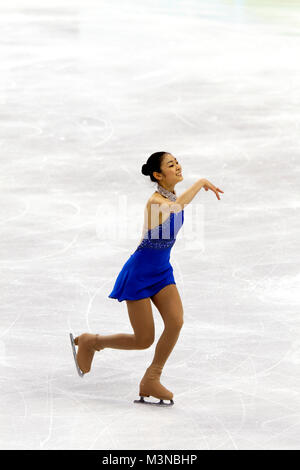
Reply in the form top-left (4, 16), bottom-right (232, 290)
top-left (69, 332), bottom-right (102, 377)
top-left (70, 333), bottom-right (84, 377)
top-left (133, 365), bottom-right (174, 406)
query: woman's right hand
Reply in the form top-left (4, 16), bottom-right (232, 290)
top-left (202, 179), bottom-right (224, 200)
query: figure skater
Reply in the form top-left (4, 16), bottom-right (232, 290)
top-left (70, 151), bottom-right (223, 406)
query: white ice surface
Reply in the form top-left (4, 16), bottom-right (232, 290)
top-left (0, 0), bottom-right (300, 450)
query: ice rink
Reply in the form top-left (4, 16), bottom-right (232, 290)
top-left (1, 0), bottom-right (300, 450)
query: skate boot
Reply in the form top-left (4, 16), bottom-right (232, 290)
top-left (134, 364), bottom-right (174, 406)
top-left (69, 332), bottom-right (102, 377)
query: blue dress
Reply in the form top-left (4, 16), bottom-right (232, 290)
top-left (108, 209), bottom-right (184, 302)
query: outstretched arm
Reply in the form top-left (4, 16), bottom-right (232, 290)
top-left (153, 178), bottom-right (224, 214)
top-left (176, 178), bottom-right (224, 209)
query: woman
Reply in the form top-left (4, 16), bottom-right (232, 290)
top-left (70, 151), bottom-right (223, 406)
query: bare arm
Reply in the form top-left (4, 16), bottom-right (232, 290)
top-left (155, 178), bottom-right (224, 214)
top-left (176, 178), bottom-right (207, 209)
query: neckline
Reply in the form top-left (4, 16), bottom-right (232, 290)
top-left (156, 184), bottom-right (177, 202)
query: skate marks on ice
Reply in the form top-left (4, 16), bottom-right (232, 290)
top-left (69, 333), bottom-right (84, 378)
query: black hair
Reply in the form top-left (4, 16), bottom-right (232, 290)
top-left (141, 151), bottom-right (169, 183)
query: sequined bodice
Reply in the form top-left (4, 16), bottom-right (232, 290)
top-left (136, 210), bottom-right (184, 251)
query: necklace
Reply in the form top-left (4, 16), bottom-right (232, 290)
top-left (156, 183), bottom-right (177, 202)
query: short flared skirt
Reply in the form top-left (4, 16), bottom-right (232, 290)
top-left (108, 247), bottom-right (176, 302)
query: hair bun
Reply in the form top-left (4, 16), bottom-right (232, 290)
top-left (142, 163), bottom-right (149, 176)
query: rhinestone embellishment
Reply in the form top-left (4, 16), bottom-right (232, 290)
top-left (156, 183), bottom-right (177, 202)
top-left (136, 238), bottom-right (176, 250)
top-left (135, 184), bottom-right (183, 252)
top-left (136, 210), bottom-right (184, 251)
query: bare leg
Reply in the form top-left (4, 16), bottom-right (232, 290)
top-left (74, 298), bottom-right (155, 373)
top-left (96, 297), bottom-right (155, 350)
top-left (149, 284), bottom-right (184, 368)
top-left (138, 284), bottom-right (184, 400)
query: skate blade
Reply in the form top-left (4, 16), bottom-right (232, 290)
top-left (69, 333), bottom-right (84, 378)
top-left (133, 396), bottom-right (174, 406)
